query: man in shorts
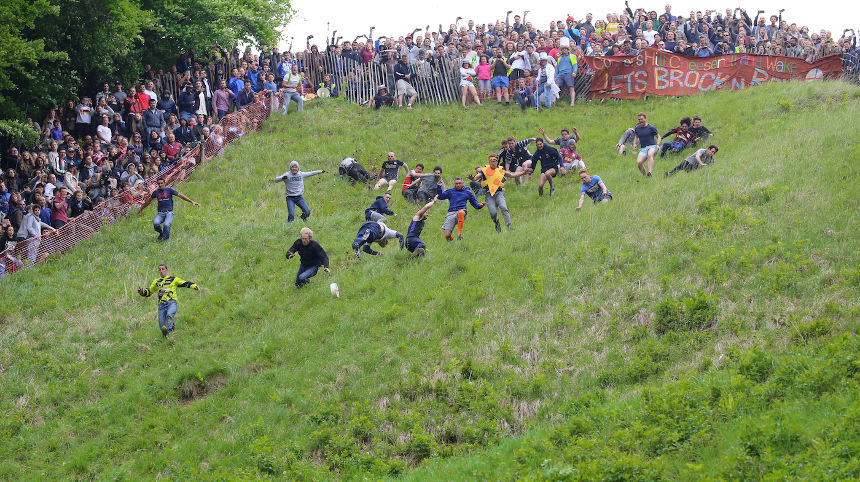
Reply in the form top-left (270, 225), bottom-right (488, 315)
top-left (374, 152), bottom-right (409, 191)
top-left (394, 54), bottom-right (418, 109)
top-left (405, 197), bottom-right (437, 257)
top-left (500, 136), bottom-right (536, 183)
top-left (436, 177), bottom-right (485, 241)
top-left (632, 112), bottom-right (661, 177)
top-left (530, 138), bottom-right (562, 196)
top-left (554, 44), bottom-right (579, 106)
top-left (665, 145), bottom-right (718, 176)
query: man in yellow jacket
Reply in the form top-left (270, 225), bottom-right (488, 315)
top-left (138, 263), bottom-right (199, 337)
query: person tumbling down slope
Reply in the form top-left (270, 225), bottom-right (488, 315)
top-left (352, 220), bottom-right (405, 258)
top-left (436, 177), bottom-right (485, 241)
top-left (665, 145), bottom-right (719, 176)
top-left (273, 161), bottom-right (325, 222)
top-left (576, 169), bottom-right (613, 211)
top-left (405, 197), bottom-right (438, 258)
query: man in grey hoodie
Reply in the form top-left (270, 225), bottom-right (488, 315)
top-left (274, 160), bottom-right (325, 222)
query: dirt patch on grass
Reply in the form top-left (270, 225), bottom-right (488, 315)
top-left (176, 371), bottom-right (228, 403)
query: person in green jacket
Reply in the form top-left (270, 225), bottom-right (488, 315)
top-left (138, 263), bottom-right (199, 337)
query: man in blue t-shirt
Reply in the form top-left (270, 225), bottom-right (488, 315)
top-left (137, 177), bottom-right (200, 241)
top-left (575, 169), bottom-right (612, 210)
top-left (632, 112), bottom-right (661, 177)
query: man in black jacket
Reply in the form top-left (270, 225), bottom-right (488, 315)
top-left (394, 54), bottom-right (418, 109)
top-left (236, 79), bottom-right (255, 110)
top-left (177, 85), bottom-right (198, 122)
top-left (286, 227), bottom-right (330, 288)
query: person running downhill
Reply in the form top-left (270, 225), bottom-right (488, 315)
top-left (405, 197), bottom-right (438, 258)
top-left (137, 263), bottom-right (200, 337)
top-left (286, 227), bottom-right (331, 288)
top-left (632, 112), bottom-right (661, 177)
top-left (436, 177), bottom-right (485, 241)
top-left (470, 154), bottom-right (529, 232)
top-left (365, 192), bottom-right (397, 222)
top-left (137, 177), bottom-right (200, 241)
top-left (531, 138), bottom-right (562, 197)
top-left (575, 169), bottom-right (613, 210)
top-left (273, 160), bottom-right (325, 222)
top-left (352, 220), bottom-right (405, 258)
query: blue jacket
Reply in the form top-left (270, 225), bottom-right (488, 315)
top-left (437, 185), bottom-right (483, 212)
top-left (365, 196), bottom-right (394, 220)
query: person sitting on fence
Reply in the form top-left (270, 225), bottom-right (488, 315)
top-left (281, 64), bottom-right (304, 114)
top-left (394, 54), bottom-right (418, 109)
top-left (368, 85), bottom-right (394, 109)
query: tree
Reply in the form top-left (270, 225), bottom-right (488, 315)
top-left (138, 0), bottom-right (294, 66)
top-left (0, 0), bottom-right (68, 119)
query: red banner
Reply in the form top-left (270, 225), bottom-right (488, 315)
top-left (583, 49), bottom-right (843, 99)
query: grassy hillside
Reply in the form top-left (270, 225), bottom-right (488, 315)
top-left (1, 81), bottom-right (858, 480)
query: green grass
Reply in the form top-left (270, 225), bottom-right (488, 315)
top-left (0, 81), bottom-right (858, 480)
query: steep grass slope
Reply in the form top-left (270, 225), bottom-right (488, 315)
top-left (0, 81), bottom-right (858, 480)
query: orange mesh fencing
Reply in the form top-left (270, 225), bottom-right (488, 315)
top-left (1, 96), bottom-right (277, 277)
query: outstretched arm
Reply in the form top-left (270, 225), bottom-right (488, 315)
top-left (176, 192), bottom-right (200, 206)
top-left (137, 194), bottom-right (154, 214)
top-left (413, 197), bottom-right (436, 219)
top-left (301, 169), bottom-right (325, 178)
top-left (539, 127), bottom-right (555, 145)
top-left (575, 193), bottom-right (586, 211)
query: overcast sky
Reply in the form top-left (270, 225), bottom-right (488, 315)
top-left (277, 0), bottom-right (854, 50)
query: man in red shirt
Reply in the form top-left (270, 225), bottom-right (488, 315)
top-left (162, 133), bottom-right (183, 162)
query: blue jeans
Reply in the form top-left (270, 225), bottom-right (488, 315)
top-left (281, 90), bottom-right (303, 114)
top-left (217, 109), bottom-right (229, 119)
top-left (295, 265), bottom-right (319, 287)
top-left (285, 196), bottom-right (310, 222)
top-left (179, 111), bottom-right (196, 122)
top-left (661, 141), bottom-right (685, 157)
top-left (153, 211), bottom-right (174, 239)
top-left (158, 300), bottom-right (178, 332)
top-left (535, 83), bottom-right (552, 108)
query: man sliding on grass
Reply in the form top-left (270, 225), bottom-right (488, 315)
top-left (665, 145), bottom-right (719, 176)
top-left (137, 263), bottom-right (199, 337)
top-left (352, 220), bottom-right (405, 258)
top-left (436, 177), bottom-right (485, 241)
top-left (575, 169), bottom-right (613, 211)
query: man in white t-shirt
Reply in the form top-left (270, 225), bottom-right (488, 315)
top-left (96, 116), bottom-right (112, 151)
top-left (143, 81), bottom-right (158, 104)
